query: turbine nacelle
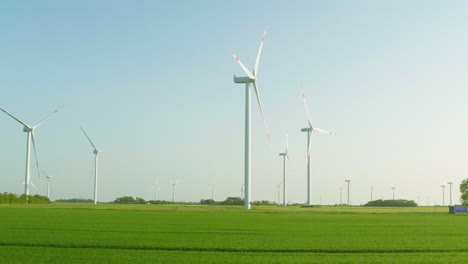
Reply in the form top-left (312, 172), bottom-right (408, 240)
top-left (233, 75), bottom-right (255, 84)
top-left (23, 126), bottom-right (33, 132)
top-left (93, 149), bottom-right (100, 155)
top-left (279, 153), bottom-right (287, 156)
top-left (301, 127), bottom-right (312, 132)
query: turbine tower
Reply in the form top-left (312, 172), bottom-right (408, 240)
top-left (345, 179), bottom-right (351, 206)
top-left (371, 185), bottom-right (374, 201)
top-left (81, 127), bottom-right (102, 205)
top-left (42, 170), bottom-right (53, 199)
top-left (448, 182), bottom-right (453, 206)
top-left (301, 87), bottom-right (336, 206)
top-left (441, 185), bottom-right (445, 206)
top-left (392, 187), bottom-right (395, 200)
top-left (232, 28), bottom-right (271, 210)
top-left (278, 133), bottom-right (288, 206)
top-left (276, 181), bottom-right (282, 205)
top-left (169, 179), bottom-right (181, 203)
top-left (0, 106), bottom-right (63, 200)
top-left (339, 187), bottom-right (343, 205)
top-left (209, 183), bottom-right (215, 200)
top-left (152, 181), bottom-right (160, 201)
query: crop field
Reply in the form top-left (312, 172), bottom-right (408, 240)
top-left (0, 204), bottom-right (467, 263)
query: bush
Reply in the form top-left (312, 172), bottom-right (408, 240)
top-left (364, 199), bottom-right (417, 207)
top-left (0, 192), bottom-right (50, 204)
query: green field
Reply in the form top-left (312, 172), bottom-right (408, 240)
top-left (0, 204), bottom-right (467, 263)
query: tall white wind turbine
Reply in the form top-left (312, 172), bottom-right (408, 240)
top-left (278, 133), bottom-right (288, 206)
top-left (232, 28), bottom-right (271, 210)
top-left (41, 170), bottom-right (53, 199)
top-left (301, 87), bottom-right (335, 206)
top-left (81, 127), bottom-right (102, 205)
top-left (1, 106), bottom-right (63, 200)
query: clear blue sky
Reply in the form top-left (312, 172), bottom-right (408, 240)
top-left (1, 0), bottom-right (467, 205)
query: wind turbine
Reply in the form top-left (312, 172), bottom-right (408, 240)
top-left (81, 127), bottom-right (102, 205)
top-left (276, 181), bottom-right (282, 205)
top-left (41, 170), bottom-right (53, 199)
top-left (169, 179), bottom-right (181, 203)
top-left (1, 106), bottom-right (63, 200)
top-left (339, 187), bottom-right (343, 205)
top-left (152, 181), bottom-right (160, 201)
top-left (447, 182), bottom-right (453, 206)
top-left (232, 28), bottom-right (271, 210)
top-left (345, 179), bottom-right (351, 206)
top-left (209, 183), bottom-right (215, 200)
top-left (441, 185), bottom-right (445, 206)
top-left (278, 133), bottom-right (288, 206)
top-left (301, 87), bottom-right (336, 206)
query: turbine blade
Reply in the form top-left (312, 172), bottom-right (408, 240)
top-left (253, 28), bottom-right (267, 77)
top-left (30, 181), bottom-right (38, 190)
top-left (232, 53), bottom-right (255, 79)
top-left (41, 169), bottom-right (51, 178)
top-left (33, 106), bottom-right (64, 128)
top-left (0, 108), bottom-right (31, 128)
top-left (253, 82), bottom-right (271, 144)
top-left (313, 127), bottom-right (336, 135)
top-left (301, 86), bottom-right (313, 128)
top-left (31, 132), bottom-right (41, 178)
top-left (81, 127), bottom-right (98, 150)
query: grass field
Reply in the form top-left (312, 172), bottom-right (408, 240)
top-left (0, 204), bottom-right (467, 263)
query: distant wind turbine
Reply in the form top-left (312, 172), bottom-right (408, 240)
top-left (209, 183), bottom-right (215, 200)
top-left (42, 170), bottom-right (53, 199)
top-left (81, 127), bottom-right (102, 205)
top-left (301, 87), bottom-right (336, 206)
top-left (441, 185), bottom-right (445, 206)
top-left (169, 179), bottom-right (181, 203)
top-left (1, 106), bottom-right (63, 200)
top-left (152, 181), bottom-right (160, 201)
top-left (232, 28), bottom-right (271, 210)
top-left (345, 179), bottom-right (351, 206)
top-left (447, 182), bottom-right (453, 206)
top-left (278, 133), bottom-right (288, 206)
top-left (276, 181), bottom-right (282, 205)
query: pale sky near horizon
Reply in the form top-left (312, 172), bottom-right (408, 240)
top-left (1, 0), bottom-right (467, 205)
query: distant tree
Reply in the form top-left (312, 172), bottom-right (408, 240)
top-left (251, 200), bottom-right (276, 206)
top-left (0, 193), bottom-right (50, 204)
top-left (200, 199), bottom-right (216, 205)
top-left (135, 197), bottom-right (146, 204)
top-left (114, 196), bottom-right (136, 204)
top-left (221, 197), bottom-right (243, 205)
top-left (364, 199), bottom-right (417, 207)
top-left (460, 179), bottom-right (468, 206)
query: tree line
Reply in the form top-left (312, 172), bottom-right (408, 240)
top-left (0, 192), bottom-right (50, 204)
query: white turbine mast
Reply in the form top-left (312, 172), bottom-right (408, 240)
top-left (81, 127), bottom-right (102, 205)
top-left (232, 28), bottom-right (271, 210)
top-left (1, 106), bottom-right (63, 201)
top-left (278, 132), bottom-right (288, 206)
top-left (41, 170), bottom-right (53, 199)
top-left (169, 179), bottom-right (181, 203)
top-left (276, 181), bottom-right (282, 205)
top-left (209, 182), bottom-right (215, 200)
top-left (301, 87), bottom-right (335, 206)
top-left (152, 181), bottom-right (160, 201)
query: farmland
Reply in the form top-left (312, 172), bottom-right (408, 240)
top-left (0, 204), bottom-right (467, 263)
